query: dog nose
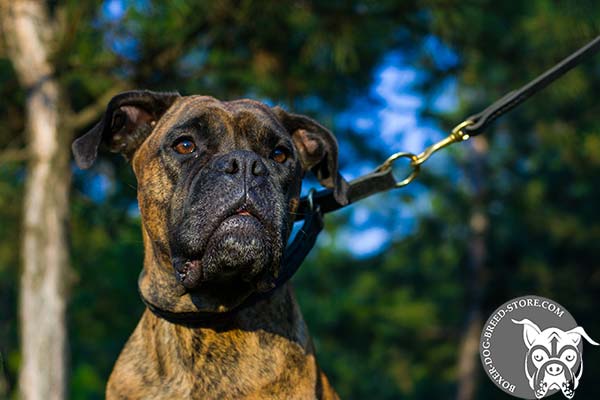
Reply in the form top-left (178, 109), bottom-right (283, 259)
top-left (214, 150), bottom-right (268, 179)
top-left (545, 363), bottom-right (564, 376)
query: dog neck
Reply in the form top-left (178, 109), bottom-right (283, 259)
top-left (143, 282), bottom-right (309, 338)
top-left (138, 283), bottom-right (316, 384)
top-left (110, 282), bottom-right (320, 398)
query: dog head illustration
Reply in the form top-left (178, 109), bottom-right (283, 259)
top-left (512, 319), bottom-right (598, 399)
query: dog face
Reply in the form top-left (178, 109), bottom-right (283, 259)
top-left (512, 319), bottom-right (599, 399)
top-left (72, 90), bottom-right (348, 312)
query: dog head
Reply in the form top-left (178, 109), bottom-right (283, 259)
top-left (72, 90), bottom-right (348, 313)
top-left (512, 318), bottom-right (599, 399)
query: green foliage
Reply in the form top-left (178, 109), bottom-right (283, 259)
top-left (1, 1), bottom-right (600, 399)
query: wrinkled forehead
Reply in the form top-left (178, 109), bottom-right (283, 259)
top-left (155, 95), bottom-right (286, 140)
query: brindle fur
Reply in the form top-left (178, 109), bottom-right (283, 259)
top-left (108, 288), bottom-right (337, 399)
top-left (73, 92), bottom-right (342, 399)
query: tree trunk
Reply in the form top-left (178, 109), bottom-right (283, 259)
top-left (0, 1), bottom-right (70, 399)
top-left (456, 136), bottom-right (489, 400)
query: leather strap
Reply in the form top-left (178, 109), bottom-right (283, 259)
top-left (278, 34), bottom-right (600, 295)
top-left (463, 35), bottom-right (600, 136)
top-left (294, 167), bottom-right (398, 220)
top-left (140, 289), bottom-right (237, 325)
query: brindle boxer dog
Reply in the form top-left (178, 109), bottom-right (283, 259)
top-left (72, 90), bottom-right (347, 399)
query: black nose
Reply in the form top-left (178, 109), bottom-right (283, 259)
top-left (214, 150), bottom-right (268, 182)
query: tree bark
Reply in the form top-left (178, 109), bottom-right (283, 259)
top-left (0, 1), bottom-right (70, 399)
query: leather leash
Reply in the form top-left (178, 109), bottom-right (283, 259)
top-left (280, 35), bottom-right (600, 291)
top-left (295, 35), bottom-right (600, 222)
top-left (464, 35), bottom-right (600, 136)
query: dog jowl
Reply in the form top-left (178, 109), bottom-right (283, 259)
top-left (72, 90), bottom-right (345, 399)
top-left (512, 318), bottom-right (599, 399)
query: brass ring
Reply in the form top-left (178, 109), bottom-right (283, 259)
top-left (377, 152), bottom-right (421, 188)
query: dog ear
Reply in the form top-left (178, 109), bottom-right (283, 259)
top-left (565, 326), bottom-right (600, 346)
top-left (72, 90), bottom-right (180, 169)
top-left (273, 107), bottom-right (348, 205)
top-left (512, 319), bottom-right (542, 349)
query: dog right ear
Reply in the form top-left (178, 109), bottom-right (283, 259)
top-left (72, 90), bottom-right (180, 169)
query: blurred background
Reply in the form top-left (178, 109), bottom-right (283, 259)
top-left (1, 1), bottom-right (599, 399)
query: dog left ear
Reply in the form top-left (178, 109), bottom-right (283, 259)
top-left (273, 107), bottom-right (348, 205)
top-left (72, 90), bottom-right (180, 169)
top-left (512, 319), bottom-right (542, 349)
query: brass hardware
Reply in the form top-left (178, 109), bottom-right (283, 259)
top-left (412, 120), bottom-right (474, 167)
top-left (376, 152), bottom-right (420, 188)
top-left (376, 120), bottom-right (474, 188)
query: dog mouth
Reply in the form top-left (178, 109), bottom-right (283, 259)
top-left (224, 203), bottom-right (264, 227)
top-left (532, 360), bottom-right (576, 399)
top-left (234, 205), bottom-right (253, 217)
top-left (174, 259), bottom-right (203, 288)
top-left (172, 201), bottom-right (276, 290)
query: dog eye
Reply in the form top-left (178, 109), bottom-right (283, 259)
top-left (563, 350), bottom-right (577, 362)
top-left (270, 146), bottom-right (289, 163)
top-left (173, 138), bottom-right (196, 155)
top-left (532, 350), bottom-right (546, 362)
